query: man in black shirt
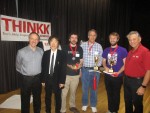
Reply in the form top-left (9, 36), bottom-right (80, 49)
top-left (60, 33), bottom-right (83, 113)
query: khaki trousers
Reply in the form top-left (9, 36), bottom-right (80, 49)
top-left (60, 75), bottom-right (80, 112)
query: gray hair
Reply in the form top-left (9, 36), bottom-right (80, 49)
top-left (127, 31), bottom-right (141, 39)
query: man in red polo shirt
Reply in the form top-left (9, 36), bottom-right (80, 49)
top-left (124, 31), bottom-right (150, 113)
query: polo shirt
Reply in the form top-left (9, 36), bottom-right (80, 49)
top-left (124, 44), bottom-right (149, 77)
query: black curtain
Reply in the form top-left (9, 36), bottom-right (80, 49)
top-left (0, 0), bottom-right (133, 93)
top-left (130, 0), bottom-right (150, 49)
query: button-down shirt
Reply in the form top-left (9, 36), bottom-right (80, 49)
top-left (16, 46), bottom-right (43, 76)
top-left (81, 41), bottom-right (103, 67)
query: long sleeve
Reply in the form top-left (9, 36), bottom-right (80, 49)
top-left (16, 50), bottom-right (22, 73)
top-left (59, 50), bottom-right (67, 84)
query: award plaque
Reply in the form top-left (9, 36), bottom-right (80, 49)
top-left (94, 55), bottom-right (99, 71)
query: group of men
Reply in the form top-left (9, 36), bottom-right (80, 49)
top-left (16, 30), bottom-right (150, 113)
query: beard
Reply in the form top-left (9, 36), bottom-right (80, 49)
top-left (70, 41), bottom-right (77, 45)
top-left (110, 42), bottom-right (118, 46)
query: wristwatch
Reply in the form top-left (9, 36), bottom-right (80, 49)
top-left (141, 84), bottom-right (146, 88)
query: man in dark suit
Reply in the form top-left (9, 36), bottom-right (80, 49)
top-left (41, 36), bottom-right (66, 113)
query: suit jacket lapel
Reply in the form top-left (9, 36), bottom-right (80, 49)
top-left (54, 50), bottom-right (59, 71)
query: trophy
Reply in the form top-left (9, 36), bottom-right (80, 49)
top-left (72, 63), bottom-right (79, 70)
top-left (109, 58), bottom-right (114, 73)
top-left (94, 55), bottom-right (99, 71)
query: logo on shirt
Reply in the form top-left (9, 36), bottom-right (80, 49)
top-left (108, 52), bottom-right (118, 65)
top-left (133, 55), bottom-right (139, 58)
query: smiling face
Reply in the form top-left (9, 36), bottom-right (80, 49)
top-left (88, 30), bottom-right (97, 43)
top-left (69, 34), bottom-right (78, 45)
top-left (128, 34), bottom-right (141, 49)
top-left (49, 38), bottom-right (59, 51)
top-left (29, 33), bottom-right (39, 48)
top-left (109, 35), bottom-right (119, 46)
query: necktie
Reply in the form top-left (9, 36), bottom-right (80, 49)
top-left (50, 53), bottom-right (54, 75)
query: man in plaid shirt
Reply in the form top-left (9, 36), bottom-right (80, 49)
top-left (80, 29), bottom-right (103, 113)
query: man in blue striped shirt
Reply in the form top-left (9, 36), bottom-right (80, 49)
top-left (80, 29), bottom-right (103, 113)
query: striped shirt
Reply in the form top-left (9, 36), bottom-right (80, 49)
top-left (16, 46), bottom-right (43, 76)
top-left (81, 41), bottom-right (103, 67)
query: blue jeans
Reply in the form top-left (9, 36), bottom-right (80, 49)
top-left (81, 67), bottom-right (100, 107)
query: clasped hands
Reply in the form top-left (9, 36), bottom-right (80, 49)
top-left (104, 67), bottom-right (119, 77)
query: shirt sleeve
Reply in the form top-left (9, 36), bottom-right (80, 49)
top-left (144, 51), bottom-right (150, 70)
top-left (80, 46), bottom-right (83, 59)
top-left (122, 48), bottom-right (128, 59)
top-left (16, 50), bottom-right (22, 73)
top-left (98, 44), bottom-right (103, 66)
top-left (102, 49), bottom-right (108, 59)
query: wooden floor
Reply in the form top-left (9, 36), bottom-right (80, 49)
top-left (0, 75), bottom-right (150, 113)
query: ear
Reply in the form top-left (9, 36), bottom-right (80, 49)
top-left (139, 37), bottom-right (142, 42)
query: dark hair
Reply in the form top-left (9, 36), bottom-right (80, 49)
top-left (28, 32), bottom-right (40, 40)
top-left (69, 32), bottom-right (79, 39)
top-left (48, 35), bottom-right (60, 45)
top-left (109, 32), bottom-right (120, 40)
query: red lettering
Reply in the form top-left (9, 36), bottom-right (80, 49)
top-left (43, 24), bottom-right (49, 34)
top-left (1, 16), bottom-right (50, 35)
top-left (37, 23), bottom-right (44, 34)
top-left (27, 22), bottom-right (36, 33)
top-left (23, 21), bottom-right (26, 33)
top-left (12, 20), bottom-right (22, 32)
top-left (1, 18), bottom-right (12, 31)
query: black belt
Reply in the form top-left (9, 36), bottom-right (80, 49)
top-left (84, 67), bottom-right (94, 69)
top-left (126, 75), bottom-right (144, 80)
top-left (23, 73), bottom-right (40, 77)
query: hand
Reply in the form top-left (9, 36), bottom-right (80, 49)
top-left (136, 86), bottom-right (145, 95)
top-left (111, 72), bottom-right (119, 77)
top-left (41, 83), bottom-right (45, 86)
top-left (67, 64), bottom-right (80, 70)
top-left (59, 84), bottom-right (64, 89)
top-left (67, 64), bottom-right (75, 70)
top-left (104, 67), bottom-right (109, 72)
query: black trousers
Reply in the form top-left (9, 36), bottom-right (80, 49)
top-left (20, 74), bottom-right (42, 113)
top-left (104, 75), bottom-right (123, 112)
top-left (45, 76), bottom-right (61, 113)
top-left (124, 76), bottom-right (143, 113)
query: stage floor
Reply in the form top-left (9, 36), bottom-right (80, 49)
top-left (0, 75), bottom-right (150, 113)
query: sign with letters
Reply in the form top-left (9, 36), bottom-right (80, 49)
top-left (0, 15), bottom-right (51, 41)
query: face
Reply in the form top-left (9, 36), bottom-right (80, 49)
top-left (109, 35), bottom-right (118, 46)
top-left (49, 38), bottom-right (59, 50)
top-left (88, 31), bottom-right (97, 43)
top-left (128, 34), bottom-right (141, 49)
top-left (29, 34), bottom-right (39, 48)
top-left (69, 34), bottom-right (78, 45)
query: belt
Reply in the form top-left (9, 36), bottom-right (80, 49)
top-left (83, 67), bottom-right (94, 69)
top-left (23, 73), bottom-right (40, 77)
top-left (126, 75), bottom-right (144, 80)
